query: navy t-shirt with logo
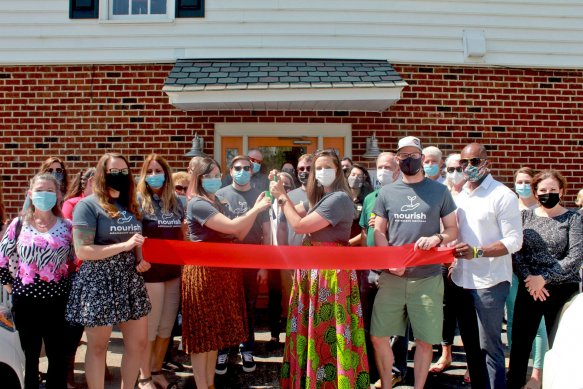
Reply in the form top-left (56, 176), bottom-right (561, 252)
top-left (139, 193), bottom-right (185, 282)
top-left (373, 177), bottom-right (456, 278)
top-left (73, 194), bottom-right (142, 245)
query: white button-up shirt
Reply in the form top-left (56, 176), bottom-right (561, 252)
top-left (452, 174), bottom-right (523, 289)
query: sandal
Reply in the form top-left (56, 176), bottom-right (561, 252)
top-left (463, 369), bottom-right (471, 383)
top-left (429, 359), bottom-right (452, 374)
top-left (137, 376), bottom-right (155, 389)
top-left (151, 371), bottom-right (178, 389)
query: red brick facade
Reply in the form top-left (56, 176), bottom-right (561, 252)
top-left (1, 64), bottom-right (582, 217)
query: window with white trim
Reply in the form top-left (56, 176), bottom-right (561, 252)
top-left (69, 0), bottom-right (204, 20)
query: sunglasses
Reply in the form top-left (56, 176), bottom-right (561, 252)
top-left (297, 166), bottom-right (311, 172)
top-left (459, 158), bottom-right (484, 167)
top-left (108, 168), bottom-right (129, 176)
top-left (249, 157), bottom-right (262, 164)
top-left (396, 152), bottom-right (422, 160)
top-left (446, 167), bottom-right (463, 173)
top-left (175, 185), bottom-right (187, 192)
top-left (233, 165), bottom-right (251, 172)
top-left (47, 168), bottom-right (64, 174)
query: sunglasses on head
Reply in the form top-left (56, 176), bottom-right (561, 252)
top-left (108, 168), bottom-right (129, 176)
top-left (233, 165), bottom-right (251, 172)
top-left (249, 157), bottom-right (262, 164)
top-left (297, 166), bottom-right (311, 172)
top-left (47, 168), bottom-right (64, 174)
top-left (459, 158), bottom-right (484, 167)
top-left (175, 185), bottom-right (187, 192)
top-left (446, 167), bottom-right (463, 173)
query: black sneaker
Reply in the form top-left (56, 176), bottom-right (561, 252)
top-left (215, 353), bottom-right (228, 375)
top-left (241, 351), bottom-right (256, 373)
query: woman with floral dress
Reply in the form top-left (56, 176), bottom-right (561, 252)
top-left (0, 173), bottom-right (75, 389)
top-left (270, 149), bottom-right (370, 389)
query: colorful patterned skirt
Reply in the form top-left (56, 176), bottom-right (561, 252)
top-left (280, 241), bottom-right (370, 389)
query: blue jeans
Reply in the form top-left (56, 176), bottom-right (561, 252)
top-left (454, 281), bottom-right (509, 389)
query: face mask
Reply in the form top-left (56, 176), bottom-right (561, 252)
top-left (252, 162), bottom-right (261, 174)
top-left (447, 171), bottom-right (464, 185)
top-left (347, 176), bottom-right (363, 189)
top-left (515, 183), bottom-right (532, 198)
top-left (106, 173), bottom-right (131, 193)
top-left (399, 157), bottom-right (422, 176)
top-left (423, 164), bottom-right (439, 177)
top-left (145, 173), bottom-right (165, 189)
top-left (233, 169), bottom-right (251, 186)
top-left (52, 172), bottom-right (64, 182)
top-left (463, 162), bottom-right (487, 183)
top-left (202, 177), bottom-right (222, 194)
top-left (282, 168), bottom-right (295, 176)
top-left (31, 191), bottom-right (57, 212)
top-left (315, 168), bottom-right (336, 187)
top-left (297, 171), bottom-right (309, 185)
top-left (538, 193), bottom-right (561, 209)
top-left (376, 169), bottom-right (394, 186)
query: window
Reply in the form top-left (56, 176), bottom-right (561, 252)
top-left (69, 0), bottom-right (204, 19)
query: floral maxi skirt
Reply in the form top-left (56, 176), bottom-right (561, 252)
top-left (280, 268), bottom-right (370, 389)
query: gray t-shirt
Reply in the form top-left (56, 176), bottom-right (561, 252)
top-left (216, 185), bottom-right (268, 244)
top-left (373, 177), bottom-right (456, 278)
top-left (278, 187), bottom-right (309, 246)
top-left (308, 191), bottom-right (354, 243)
top-left (72, 194), bottom-right (142, 245)
top-left (187, 196), bottom-right (234, 243)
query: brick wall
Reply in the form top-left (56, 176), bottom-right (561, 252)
top-left (1, 64), bottom-right (582, 218)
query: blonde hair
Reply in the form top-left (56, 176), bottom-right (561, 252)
top-left (173, 171), bottom-right (190, 185)
top-left (22, 173), bottom-right (63, 222)
top-left (576, 189), bottom-right (583, 207)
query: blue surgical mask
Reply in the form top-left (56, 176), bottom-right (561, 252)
top-left (52, 172), bottom-right (64, 182)
top-left (145, 173), bottom-right (165, 189)
top-left (202, 178), bottom-right (222, 194)
top-left (423, 164), bottom-right (439, 177)
top-left (233, 169), bottom-right (251, 186)
top-left (515, 183), bottom-right (532, 198)
top-left (31, 191), bottom-right (57, 212)
top-left (252, 162), bottom-right (261, 174)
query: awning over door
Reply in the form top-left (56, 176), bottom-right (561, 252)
top-left (163, 59), bottom-right (407, 112)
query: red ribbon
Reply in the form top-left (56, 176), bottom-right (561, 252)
top-left (142, 239), bottom-right (454, 270)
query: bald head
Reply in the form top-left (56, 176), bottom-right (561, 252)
top-left (461, 143), bottom-right (487, 159)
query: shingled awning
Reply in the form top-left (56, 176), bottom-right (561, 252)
top-left (163, 59), bottom-right (407, 112)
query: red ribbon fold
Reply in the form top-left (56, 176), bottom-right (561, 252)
top-left (142, 239), bottom-right (454, 270)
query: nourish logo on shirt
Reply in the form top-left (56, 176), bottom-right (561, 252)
top-left (393, 196), bottom-right (427, 223)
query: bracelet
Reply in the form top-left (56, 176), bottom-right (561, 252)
top-left (277, 196), bottom-right (287, 205)
top-left (434, 233), bottom-right (444, 244)
top-left (473, 246), bottom-right (477, 259)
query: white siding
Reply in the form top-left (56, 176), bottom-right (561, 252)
top-left (0, 0), bottom-right (582, 68)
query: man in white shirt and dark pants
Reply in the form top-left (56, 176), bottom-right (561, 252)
top-left (451, 143), bottom-right (523, 389)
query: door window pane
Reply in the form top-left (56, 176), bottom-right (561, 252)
top-left (151, 0), bottom-right (166, 14)
top-left (112, 0), bottom-right (129, 15)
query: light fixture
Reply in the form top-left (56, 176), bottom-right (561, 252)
top-left (362, 132), bottom-right (381, 158)
top-left (185, 133), bottom-right (207, 157)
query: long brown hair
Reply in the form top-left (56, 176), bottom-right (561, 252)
top-left (39, 156), bottom-right (69, 195)
top-left (22, 173), bottom-right (63, 222)
top-left (64, 168), bottom-right (95, 201)
top-left (306, 149), bottom-right (351, 207)
top-left (93, 153), bottom-right (141, 220)
top-left (187, 157), bottom-right (220, 203)
top-left (137, 154), bottom-right (178, 215)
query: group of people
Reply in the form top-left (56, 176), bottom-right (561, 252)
top-left (0, 137), bottom-right (581, 389)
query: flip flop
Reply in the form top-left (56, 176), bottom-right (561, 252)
top-left (463, 369), bottom-right (471, 383)
top-left (429, 360), bottom-right (452, 374)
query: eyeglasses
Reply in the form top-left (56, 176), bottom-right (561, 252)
top-left (249, 157), bottom-right (262, 164)
top-left (396, 152), bottom-right (422, 160)
top-left (108, 168), bottom-right (129, 175)
top-left (47, 168), bottom-right (64, 174)
top-left (175, 185), bottom-right (187, 192)
top-left (459, 158), bottom-right (484, 167)
top-left (233, 165), bottom-right (251, 172)
top-left (297, 166), bottom-right (311, 172)
top-left (446, 167), bottom-right (463, 173)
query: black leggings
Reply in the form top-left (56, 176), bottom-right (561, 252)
top-left (12, 295), bottom-right (69, 389)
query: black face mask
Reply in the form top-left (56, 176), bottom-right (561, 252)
top-left (538, 193), bottom-right (561, 209)
top-left (399, 157), bottom-right (422, 176)
top-left (298, 171), bottom-right (309, 185)
top-left (105, 173), bottom-right (131, 193)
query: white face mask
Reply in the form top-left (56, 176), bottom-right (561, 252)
top-left (376, 169), bottom-right (395, 186)
top-left (315, 168), bottom-right (337, 187)
top-left (447, 171), bottom-right (464, 185)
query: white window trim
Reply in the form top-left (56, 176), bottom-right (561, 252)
top-left (213, 123), bottom-right (352, 161)
top-left (99, 0), bottom-right (175, 23)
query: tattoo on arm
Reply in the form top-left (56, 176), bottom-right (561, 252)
top-left (73, 226), bottom-right (96, 248)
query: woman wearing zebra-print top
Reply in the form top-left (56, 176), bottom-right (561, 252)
top-left (0, 172), bottom-right (75, 389)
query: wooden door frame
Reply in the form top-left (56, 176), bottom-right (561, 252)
top-left (213, 123), bottom-right (352, 160)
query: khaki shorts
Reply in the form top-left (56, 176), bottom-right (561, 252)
top-left (370, 273), bottom-right (444, 345)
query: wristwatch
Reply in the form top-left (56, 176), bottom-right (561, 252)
top-left (434, 233), bottom-right (444, 244)
top-left (473, 247), bottom-right (484, 258)
top-left (277, 196), bottom-right (287, 205)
